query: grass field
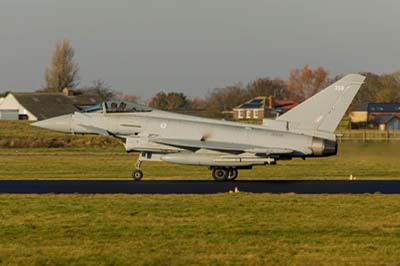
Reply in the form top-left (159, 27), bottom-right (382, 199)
top-left (0, 121), bottom-right (119, 148)
top-left (0, 143), bottom-right (400, 180)
top-left (1, 140), bottom-right (400, 265)
top-left (1, 194), bottom-right (400, 266)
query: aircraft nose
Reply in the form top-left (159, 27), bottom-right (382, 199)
top-left (32, 114), bottom-right (72, 133)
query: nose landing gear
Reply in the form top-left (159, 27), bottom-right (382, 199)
top-left (132, 170), bottom-right (143, 181)
top-left (132, 156), bottom-right (143, 181)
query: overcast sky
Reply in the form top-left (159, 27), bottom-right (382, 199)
top-left (0, 0), bottom-right (399, 98)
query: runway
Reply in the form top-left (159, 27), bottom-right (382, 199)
top-left (1, 180), bottom-right (400, 194)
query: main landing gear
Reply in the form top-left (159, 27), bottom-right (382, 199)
top-left (131, 152), bottom-right (240, 182)
top-left (212, 167), bottom-right (238, 181)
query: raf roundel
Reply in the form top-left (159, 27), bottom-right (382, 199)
top-left (160, 122), bottom-right (167, 129)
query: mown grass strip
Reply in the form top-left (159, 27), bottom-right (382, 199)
top-left (1, 143), bottom-right (400, 180)
top-left (1, 194), bottom-right (400, 266)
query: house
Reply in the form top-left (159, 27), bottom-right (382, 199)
top-left (272, 99), bottom-right (298, 116)
top-left (349, 103), bottom-right (400, 130)
top-left (232, 96), bottom-right (298, 120)
top-left (0, 89), bottom-right (102, 121)
top-left (233, 97), bottom-right (265, 120)
top-left (369, 115), bottom-right (400, 130)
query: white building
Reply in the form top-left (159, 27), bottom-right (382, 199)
top-left (0, 92), bottom-right (101, 121)
top-left (0, 93), bottom-right (37, 120)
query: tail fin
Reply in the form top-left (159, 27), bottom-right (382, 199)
top-left (277, 74), bottom-right (365, 132)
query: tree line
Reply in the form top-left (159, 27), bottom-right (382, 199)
top-left (38, 39), bottom-right (400, 118)
top-left (146, 67), bottom-right (400, 118)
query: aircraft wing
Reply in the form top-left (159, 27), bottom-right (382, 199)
top-left (152, 138), bottom-right (293, 154)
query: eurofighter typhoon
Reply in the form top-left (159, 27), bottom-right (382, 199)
top-left (33, 74), bottom-right (365, 181)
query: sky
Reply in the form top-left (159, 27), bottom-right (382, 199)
top-left (0, 0), bottom-right (399, 99)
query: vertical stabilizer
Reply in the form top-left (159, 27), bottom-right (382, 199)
top-left (277, 74), bottom-right (365, 132)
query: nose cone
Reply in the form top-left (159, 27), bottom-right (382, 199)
top-left (32, 114), bottom-right (72, 133)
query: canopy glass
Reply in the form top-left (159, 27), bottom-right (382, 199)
top-left (104, 101), bottom-right (152, 113)
top-left (80, 101), bottom-right (152, 113)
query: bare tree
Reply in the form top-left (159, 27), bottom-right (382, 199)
top-left (148, 92), bottom-right (169, 110)
top-left (119, 94), bottom-right (141, 103)
top-left (206, 83), bottom-right (249, 117)
top-left (246, 78), bottom-right (287, 99)
top-left (43, 39), bottom-right (80, 92)
top-left (286, 65), bottom-right (329, 102)
top-left (187, 97), bottom-right (207, 110)
top-left (148, 92), bottom-right (188, 110)
top-left (80, 79), bottom-right (116, 101)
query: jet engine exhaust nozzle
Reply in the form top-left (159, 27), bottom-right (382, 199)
top-left (310, 137), bottom-right (337, 157)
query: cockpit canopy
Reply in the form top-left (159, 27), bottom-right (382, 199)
top-left (80, 103), bottom-right (103, 113)
top-left (80, 101), bottom-right (152, 114)
top-left (104, 101), bottom-right (152, 113)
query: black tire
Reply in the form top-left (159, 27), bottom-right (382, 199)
top-left (132, 170), bottom-right (143, 181)
top-left (228, 168), bottom-right (238, 181)
top-left (212, 168), bottom-right (229, 181)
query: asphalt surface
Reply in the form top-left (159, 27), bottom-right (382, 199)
top-left (1, 180), bottom-right (400, 194)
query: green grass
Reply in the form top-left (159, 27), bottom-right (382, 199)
top-left (1, 194), bottom-right (400, 265)
top-left (1, 127), bottom-right (400, 265)
top-left (1, 143), bottom-right (400, 180)
top-left (0, 121), bottom-right (120, 148)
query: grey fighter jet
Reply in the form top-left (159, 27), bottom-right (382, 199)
top-left (33, 74), bottom-right (365, 181)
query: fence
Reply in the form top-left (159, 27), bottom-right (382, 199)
top-left (336, 130), bottom-right (400, 142)
top-left (236, 120), bottom-right (400, 142)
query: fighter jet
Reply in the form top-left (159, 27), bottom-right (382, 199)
top-left (33, 74), bottom-right (365, 181)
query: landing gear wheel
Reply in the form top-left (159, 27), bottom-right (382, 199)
top-left (132, 170), bottom-right (143, 181)
top-left (212, 168), bottom-right (229, 181)
top-left (132, 155), bottom-right (144, 181)
top-left (228, 168), bottom-right (238, 181)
